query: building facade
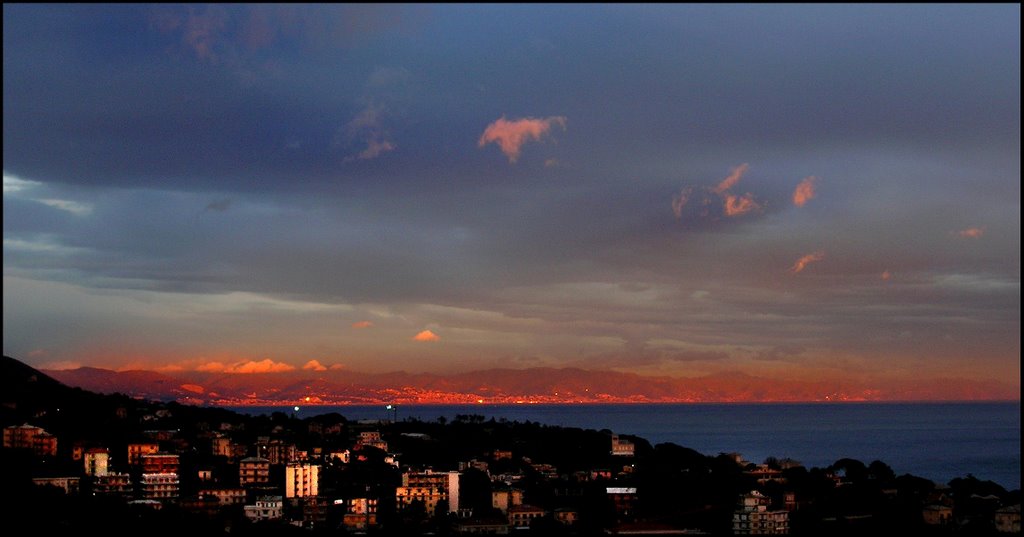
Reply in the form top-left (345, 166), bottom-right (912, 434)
top-left (239, 457), bottom-right (271, 486)
top-left (140, 473), bottom-right (180, 500)
top-left (733, 490), bottom-right (789, 535)
top-left (284, 463), bottom-right (319, 498)
top-left (84, 448), bottom-right (109, 476)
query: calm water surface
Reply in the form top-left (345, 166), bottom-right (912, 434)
top-left (229, 402), bottom-right (1020, 490)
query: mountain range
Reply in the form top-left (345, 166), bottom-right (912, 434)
top-left (36, 361), bottom-right (1019, 405)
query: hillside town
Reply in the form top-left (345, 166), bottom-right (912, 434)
top-left (1, 357), bottom-right (1020, 535)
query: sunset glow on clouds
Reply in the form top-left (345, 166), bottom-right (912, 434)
top-left (478, 116), bottom-right (567, 163)
top-left (790, 251), bottom-right (826, 274)
top-left (793, 176), bottom-right (818, 207)
top-left (673, 164), bottom-right (763, 220)
top-left (712, 164), bottom-right (750, 195)
top-left (196, 359), bottom-right (297, 374)
top-left (955, 227), bottom-right (985, 239)
top-left (302, 359), bottom-right (328, 371)
top-left (723, 193), bottom-right (761, 216)
top-left (2, 5), bottom-right (1019, 393)
top-left (413, 330), bottom-right (440, 342)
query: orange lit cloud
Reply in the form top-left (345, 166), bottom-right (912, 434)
top-left (723, 193), bottom-right (761, 216)
top-left (954, 227), bottom-right (984, 239)
top-left (711, 163), bottom-right (749, 194)
top-left (790, 251), bottom-right (825, 274)
top-left (352, 320), bottom-right (374, 329)
top-left (196, 359), bottom-right (296, 373)
top-left (196, 361), bottom-right (228, 372)
top-left (303, 359), bottom-right (328, 371)
top-left (478, 116), bottom-right (567, 163)
top-left (413, 329), bottom-right (440, 342)
top-left (674, 164), bottom-right (763, 221)
top-left (881, 270), bottom-right (892, 281)
top-left (793, 176), bottom-right (818, 207)
top-left (181, 383), bottom-right (205, 394)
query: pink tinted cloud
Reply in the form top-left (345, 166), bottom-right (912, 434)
top-left (792, 176), bottom-right (818, 207)
top-left (352, 320), bottom-right (373, 329)
top-left (671, 187), bottom-right (693, 219)
top-left (711, 163), bottom-right (749, 194)
top-left (954, 227), bottom-right (985, 239)
top-left (789, 251), bottom-right (825, 274)
top-left (341, 105), bottom-right (396, 161)
top-left (355, 139), bottom-right (395, 160)
top-left (478, 116), bottom-right (567, 163)
top-left (303, 359), bottom-right (328, 371)
top-left (413, 330), bottom-right (440, 342)
top-left (723, 193), bottom-right (761, 216)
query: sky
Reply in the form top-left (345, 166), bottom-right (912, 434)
top-left (3, 4), bottom-right (1020, 390)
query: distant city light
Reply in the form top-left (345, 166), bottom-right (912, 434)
top-left (294, 406), bottom-right (300, 412)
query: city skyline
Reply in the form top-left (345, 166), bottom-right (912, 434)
top-left (3, 5), bottom-right (1020, 396)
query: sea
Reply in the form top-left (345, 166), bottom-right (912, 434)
top-left (228, 402), bottom-right (1021, 490)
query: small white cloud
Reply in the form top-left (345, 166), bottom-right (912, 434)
top-left (3, 174), bottom-right (41, 194)
top-left (37, 198), bottom-right (93, 216)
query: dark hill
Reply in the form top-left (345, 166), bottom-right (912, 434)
top-left (0, 356), bottom-right (144, 444)
top-left (1, 355), bottom-right (85, 422)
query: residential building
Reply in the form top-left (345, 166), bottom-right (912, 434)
top-left (357, 431), bottom-right (388, 451)
top-left (454, 518), bottom-right (511, 534)
top-left (5, 424), bottom-right (59, 457)
top-left (4, 423), bottom-right (42, 449)
top-left (301, 496), bottom-right (329, 529)
top-left (32, 477), bottom-right (80, 494)
top-left (610, 434), bottom-right (635, 457)
top-left (492, 487), bottom-right (524, 514)
top-left (343, 498), bottom-right (379, 530)
top-left (32, 432), bottom-right (58, 457)
top-left (84, 447), bottom-right (109, 476)
top-left (198, 487), bottom-right (247, 506)
top-left (922, 504), bottom-right (953, 526)
top-left (266, 439), bottom-right (297, 465)
top-left (210, 435), bottom-right (233, 459)
top-left (397, 470), bottom-right (460, 513)
top-left (607, 487), bottom-right (639, 520)
top-left (141, 453), bottom-right (179, 474)
top-left (127, 442), bottom-right (160, 466)
top-left (93, 473), bottom-right (133, 497)
top-left (244, 496), bottom-right (283, 522)
top-left (284, 463), bottom-right (319, 498)
top-left (508, 505), bottom-right (546, 528)
top-left (396, 485), bottom-right (447, 514)
top-left (555, 508), bottom-right (579, 526)
top-left (995, 504), bottom-right (1021, 534)
top-left (746, 464), bottom-right (784, 484)
top-left (140, 473), bottom-right (180, 500)
top-left (733, 490), bottom-right (789, 535)
top-left (239, 456), bottom-right (271, 486)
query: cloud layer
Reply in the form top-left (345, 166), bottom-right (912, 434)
top-left (2, 5), bottom-right (1018, 389)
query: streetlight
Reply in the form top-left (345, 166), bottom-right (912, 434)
top-left (385, 404), bottom-right (397, 422)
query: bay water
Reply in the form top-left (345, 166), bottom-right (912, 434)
top-left (230, 402), bottom-right (1020, 490)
